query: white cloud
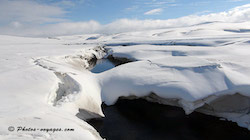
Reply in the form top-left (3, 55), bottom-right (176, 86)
top-left (193, 10), bottom-right (211, 15)
top-left (190, 1), bottom-right (211, 6)
top-left (53, 0), bottom-right (87, 8)
top-left (0, 0), bottom-right (67, 25)
top-left (1, 3), bottom-right (250, 37)
top-left (0, 21), bottom-right (101, 37)
top-left (106, 4), bottom-right (250, 33)
top-left (144, 0), bottom-right (176, 7)
top-left (125, 5), bottom-right (139, 12)
top-left (10, 21), bottom-right (22, 28)
top-left (41, 21), bottom-right (101, 36)
top-left (54, 0), bottom-right (76, 7)
top-left (144, 8), bottom-right (163, 15)
top-left (229, 0), bottom-right (246, 2)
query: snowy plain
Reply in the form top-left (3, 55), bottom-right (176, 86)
top-left (1, 21), bottom-right (250, 139)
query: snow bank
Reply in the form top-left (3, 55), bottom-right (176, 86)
top-left (0, 35), bottom-right (104, 140)
top-left (97, 22), bottom-right (250, 130)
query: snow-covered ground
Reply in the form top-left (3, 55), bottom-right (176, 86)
top-left (1, 21), bottom-right (250, 139)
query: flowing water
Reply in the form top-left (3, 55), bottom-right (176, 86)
top-left (90, 59), bottom-right (116, 73)
top-left (88, 98), bottom-right (250, 140)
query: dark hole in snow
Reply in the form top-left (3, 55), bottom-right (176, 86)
top-left (87, 98), bottom-right (250, 140)
top-left (86, 36), bottom-right (99, 40)
top-left (106, 42), bottom-right (210, 47)
top-left (90, 55), bottom-right (132, 73)
top-left (224, 29), bottom-right (250, 33)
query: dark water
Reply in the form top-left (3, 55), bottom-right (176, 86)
top-left (90, 56), bottom-right (132, 73)
top-left (90, 59), bottom-right (116, 73)
top-left (88, 98), bottom-right (250, 140)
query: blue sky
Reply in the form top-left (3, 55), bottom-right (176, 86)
top-left (0, 0), bottom-right (250, 36)
top-left (43, 0), bottom-right (250, 24)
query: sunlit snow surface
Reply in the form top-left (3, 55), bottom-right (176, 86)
top-left (1, 21), bottom-right (250, 139)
